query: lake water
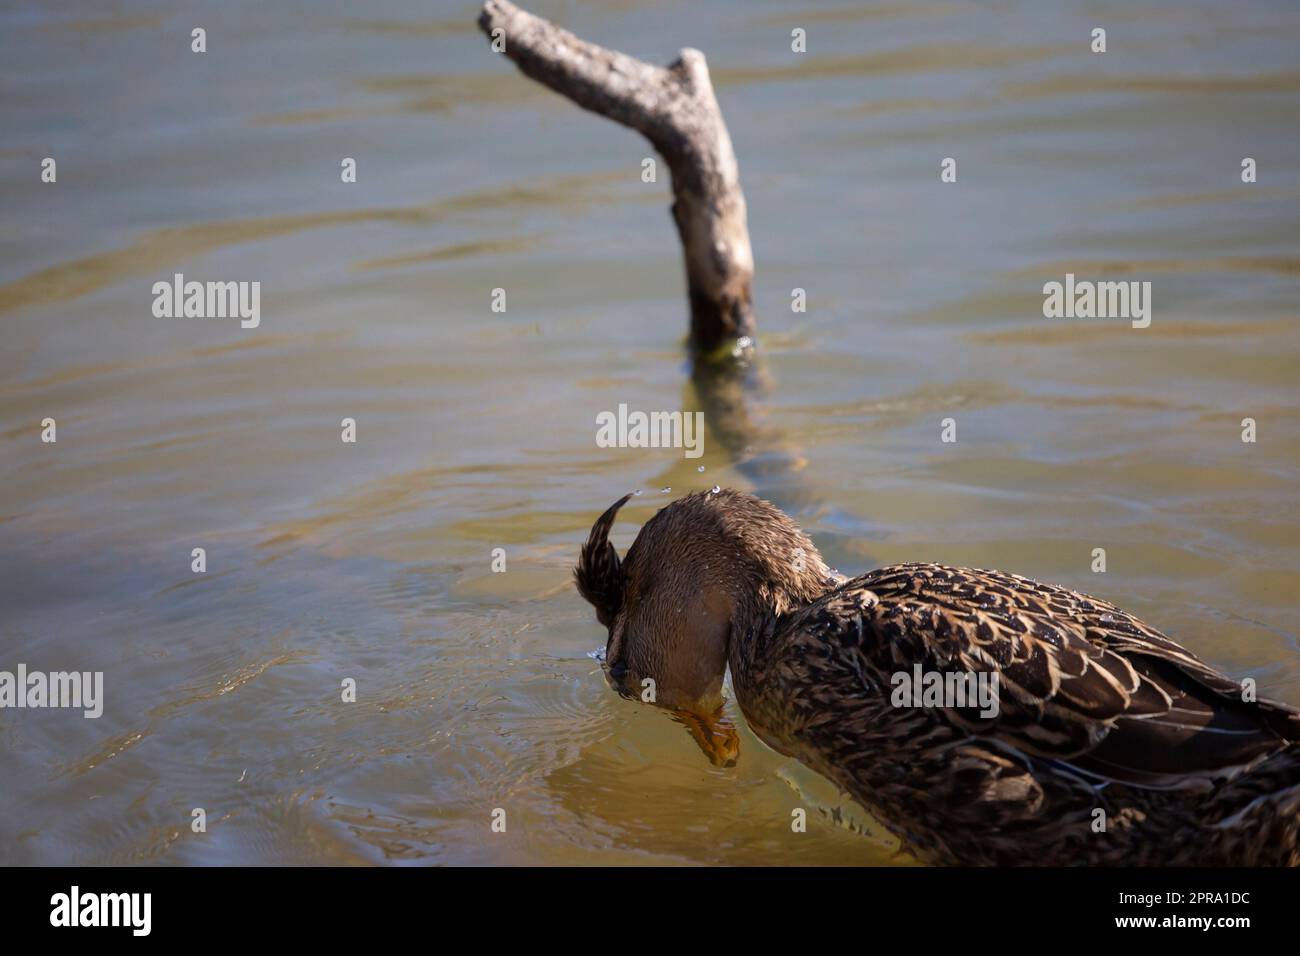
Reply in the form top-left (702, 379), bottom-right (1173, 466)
top-left (1, 0), bottom-right (1298, 865)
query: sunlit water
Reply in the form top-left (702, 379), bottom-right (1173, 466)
top-left (2, 0), bottom-right (1298, 865)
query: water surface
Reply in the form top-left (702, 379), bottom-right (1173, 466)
top-left (2, 0), bottom-right (1298, 864)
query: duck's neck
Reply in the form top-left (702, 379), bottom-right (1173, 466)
top-left (725, 595), bottom-right (796, 755)
top-left (724, 569), bottom-right (838, 718)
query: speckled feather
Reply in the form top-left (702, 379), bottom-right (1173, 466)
top-left (732, 563), bottom-right (1300, 865)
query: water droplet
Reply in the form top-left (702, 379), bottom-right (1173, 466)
top-left (697, 465), bottom-right (705, 472)
top-left (660, 486), bottom-right (671, 493)
top-left (633, 489), bottom-right (643, 496)
top-left (711, 485), bottom-right (721, 494)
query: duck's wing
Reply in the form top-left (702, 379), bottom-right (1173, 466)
top-left (836, 564), bottom-right (1300, 789)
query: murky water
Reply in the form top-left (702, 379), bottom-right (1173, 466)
top-left (2, 0), bottom-right (1298, 865)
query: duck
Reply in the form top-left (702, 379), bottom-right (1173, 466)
top-left (575, 487), bottom-right (1300, 866)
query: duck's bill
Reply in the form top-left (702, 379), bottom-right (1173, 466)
top-left (674, 708), bottom-right (741, 768)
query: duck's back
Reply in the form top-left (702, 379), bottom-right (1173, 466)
top-left (733, 562), bottom-right (1300, 865)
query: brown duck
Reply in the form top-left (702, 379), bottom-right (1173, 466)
top-left (575, 487), bottom-right (1300, 866)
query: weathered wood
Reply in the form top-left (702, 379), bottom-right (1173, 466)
top-left (478, 0), bottom-right (755, 354)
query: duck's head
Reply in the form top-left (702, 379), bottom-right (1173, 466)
top-left (575, 488), bottom-right (833, 715)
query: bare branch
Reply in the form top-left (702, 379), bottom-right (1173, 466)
top-left (478, 0), bottom-right (755, 354)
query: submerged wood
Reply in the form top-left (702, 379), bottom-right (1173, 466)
top-left (478, 0), bottom-right (755, 354)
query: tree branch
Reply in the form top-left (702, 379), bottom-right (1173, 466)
top-left (478, 0), bottom-right (755, 354)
